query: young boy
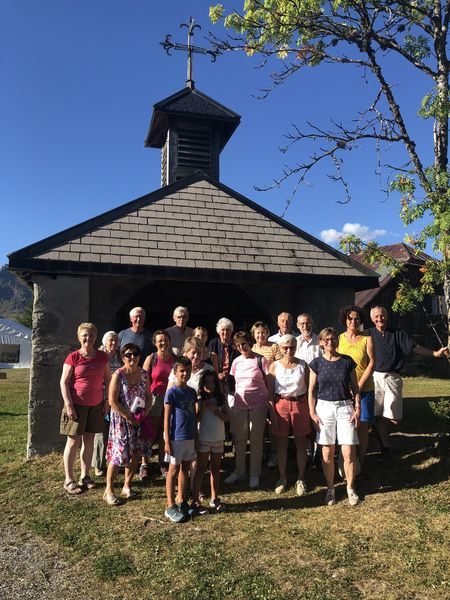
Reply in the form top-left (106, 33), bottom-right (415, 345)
top-left (164, 355), bottom-right (198, 523)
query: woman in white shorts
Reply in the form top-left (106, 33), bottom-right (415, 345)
top-left (308, 328), bottom-right (361, 506)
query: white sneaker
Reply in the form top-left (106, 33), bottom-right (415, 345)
top-left (295, 479), bottom-right (307, 497)
top-left (325, 488), bottom-right (336, 506)
top-left (249, 476), bottom-right (260, 489)
top-left (347, 488), bottom-right (360, 506)
top-left (274, 478), bottom-right (286, 494)
top-left (224, 472), bottom-right (245, 484)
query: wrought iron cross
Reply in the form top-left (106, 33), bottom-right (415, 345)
top-left (160, 17), bottom-right (221, 88)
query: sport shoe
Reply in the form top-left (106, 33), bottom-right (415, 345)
top-left (139, 464), bottom-right (149, 482)
top-left (209, 498), bottom-right (224, 513)
top-left (224, 472), bottom-right (245, 484)
top-left (347, 488), bottom-right (360, 506)
top-left (165, 505), bottom-right (187, 523)
top-left (275, 478), bottom-right (286, 494)
top-left (249, 476), bottom-right (260, 489)
top-left (295, 479), bottom-right (307, 497)
top-left (325, 489), bottom-right (336, 506)
top-left (191, 501), bottom-right (208, 515)
top-left (178, 501), bottom-right (195, 518)
top-left (267, 454), bottom-right (278, 468)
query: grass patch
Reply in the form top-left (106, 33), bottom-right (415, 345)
top-left (0, 369), bottom-right (449, 599)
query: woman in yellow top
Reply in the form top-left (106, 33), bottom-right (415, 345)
top-left (338, 306), bottom-right (375, 467)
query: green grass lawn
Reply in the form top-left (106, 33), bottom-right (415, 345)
top-left (0, 370), bottom-right (449, 599)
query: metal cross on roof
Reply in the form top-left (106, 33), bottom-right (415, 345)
top-left (160, 17), bottom-right (221, 89)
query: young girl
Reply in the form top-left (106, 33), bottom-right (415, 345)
top-left (192, 370), bottom-right (229, 513)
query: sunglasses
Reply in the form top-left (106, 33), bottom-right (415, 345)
top-left (123, 351), bottom-right (140, 359)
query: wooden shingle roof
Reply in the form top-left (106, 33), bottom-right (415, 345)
top-left (9, 174), bottom-right (378, 288)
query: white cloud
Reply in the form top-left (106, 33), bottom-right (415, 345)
top-left (320, 223), bottom-right (387, 245)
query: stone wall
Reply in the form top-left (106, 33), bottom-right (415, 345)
top-left (28, 274), bottom-right (89, 457)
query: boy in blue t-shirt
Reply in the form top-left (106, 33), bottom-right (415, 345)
top-left (164, 356), bottom-right (198, 523)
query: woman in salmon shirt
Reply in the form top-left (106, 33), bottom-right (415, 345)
top-left (224, 331), bottom-right (273, 490)
top-left (60, 323), bottom-right (111, 495)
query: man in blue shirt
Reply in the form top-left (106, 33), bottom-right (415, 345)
top-left (370, 306), bottom-right (449, 456)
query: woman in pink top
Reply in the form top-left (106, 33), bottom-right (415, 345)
top-left (60, 322), bottom-right (111, 495)
top-left (225, 331), bottom-right (272, 489)
top-left (142, 329), bottom-right (175, 479)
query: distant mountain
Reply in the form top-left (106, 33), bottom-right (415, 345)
top-left (0, 265), bottom-right (33, 319)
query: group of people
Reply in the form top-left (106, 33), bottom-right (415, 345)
top-left (59, 304), bottom-right (448, 521)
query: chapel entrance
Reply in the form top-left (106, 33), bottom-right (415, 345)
top-left (114, 279), bottom-right (271, 336)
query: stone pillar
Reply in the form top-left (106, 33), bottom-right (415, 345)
top-left (28, 275), bottom-right (89, 457)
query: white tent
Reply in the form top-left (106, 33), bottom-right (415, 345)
top-left (0, 318), bottom-right (32, 368)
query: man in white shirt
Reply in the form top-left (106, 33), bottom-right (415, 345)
top-left (268, 312), bottom-right (294, 343)
top-left (166, 306), bottom-right (194, 356)
top-left (295, 313), bottom-right (320, 364)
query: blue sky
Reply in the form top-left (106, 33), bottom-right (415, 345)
top-left (1, 1), bottom-right (436, 265)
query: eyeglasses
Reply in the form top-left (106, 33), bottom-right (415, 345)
top-left (123, 352), bottom-right (140, 359)
top-left (347, 316), bottom-right (360, 321)
top-left (323, 338), bottom-right (337, 343)
top-left (281, 346), bottom-right (296, 351)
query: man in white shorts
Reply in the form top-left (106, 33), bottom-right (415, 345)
top-left (369, 306), bottom-right (449, 457)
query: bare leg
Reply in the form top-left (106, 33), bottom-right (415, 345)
top-left (321, 444), bottom-right (335, 489)
top-left (79, 432), bottom-right (95, 480)
top-left (209, 452), bottom-right (222, 501)
top-left (176, 460), bottom-right (191, 504)
top-left (63, 435), bottom-right (81, 484)
top-left (375, 416), bottom-right (390, 448)
top-left (190, 458), bottom-right (198, 495)
top-left (193, 452), bottom-right (209, 503)
top-left (294, 435), bottom-right (308, 480)
top-left (276, 436), bottom-right (289, 481)
top-left (106, 462), bottom-right (120, 496)
top-left (123, 454), bottom-right (139, 493)
top-left (341, 444), bottom-right (356, 489)
top-left (166, 463), bottom-right (179, 507)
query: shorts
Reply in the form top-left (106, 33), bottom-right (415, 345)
top-left (373, 371), bottom-right (403, 420)
top-left (197, 440), bottom-right (224, 454)
top-left (165, 439), bottom-right (197, 465)
top-left (274, 395), bottom-right (311, 437)
top-left (315, 399), bottom-right (359, 446)
top-left (360, 391), bottom-right (375, 423)
top-left (60, 402), bottom-right (104, 436)
top-left (149, 393), bottom-right (164, 418)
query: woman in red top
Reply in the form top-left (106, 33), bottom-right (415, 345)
top-left (60, 323), bottom-right (111, 495)
top-left (142, 329), bottom-right (175, 479)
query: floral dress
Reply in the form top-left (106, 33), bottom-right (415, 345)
top-left (106, 368), bottom-right (150, 466)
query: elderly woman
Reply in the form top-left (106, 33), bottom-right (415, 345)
top-left (225, 331), bottom-right (271, 489)
top-left (308, 328), bottom-right (361, 506)
top-left (60, 322), bottom-right (111, 495)
top-left (141, 329), bottom-right (175, 479)
top-left (104, 343), bottom-right (151, 505)
top-left (338, 306), bottom-right (375, 468)
top-left (267, 334), bottom-right (310, 496)
top-left (208, 317), bottom-right (239, 395)
top-left (92, 331), bottom-right (122, 477)
top-left (251, 321), bottom-right (282, 364)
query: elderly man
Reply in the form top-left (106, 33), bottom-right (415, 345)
top-left (370, 305), bottom-right (449, 457)
top-left (295, 313), bottom-right (321, 364)
top-left (268, 312), bottom-right (294, 344)
top-left (165, 306), bottom-right (194, 356)
top-left (118, 306), bottom-right (152, 365)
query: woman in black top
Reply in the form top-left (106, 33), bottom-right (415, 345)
top-left (308, 327), bottom-right (361, 507)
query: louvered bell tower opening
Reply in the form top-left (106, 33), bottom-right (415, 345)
top-left (146, 87), bottom-right (240, 187)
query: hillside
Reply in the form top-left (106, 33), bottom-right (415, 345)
top-left (0, 265), bottom-right (33, 319)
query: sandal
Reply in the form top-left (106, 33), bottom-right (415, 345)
top-left (120, 487), bottom-right (139, 499)
top-left (64, 481), bottom-right (83, 495)
top-left (79, 476), bottom-right (96, 490)
top-left (103, 491), bottom-right (121, 506)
